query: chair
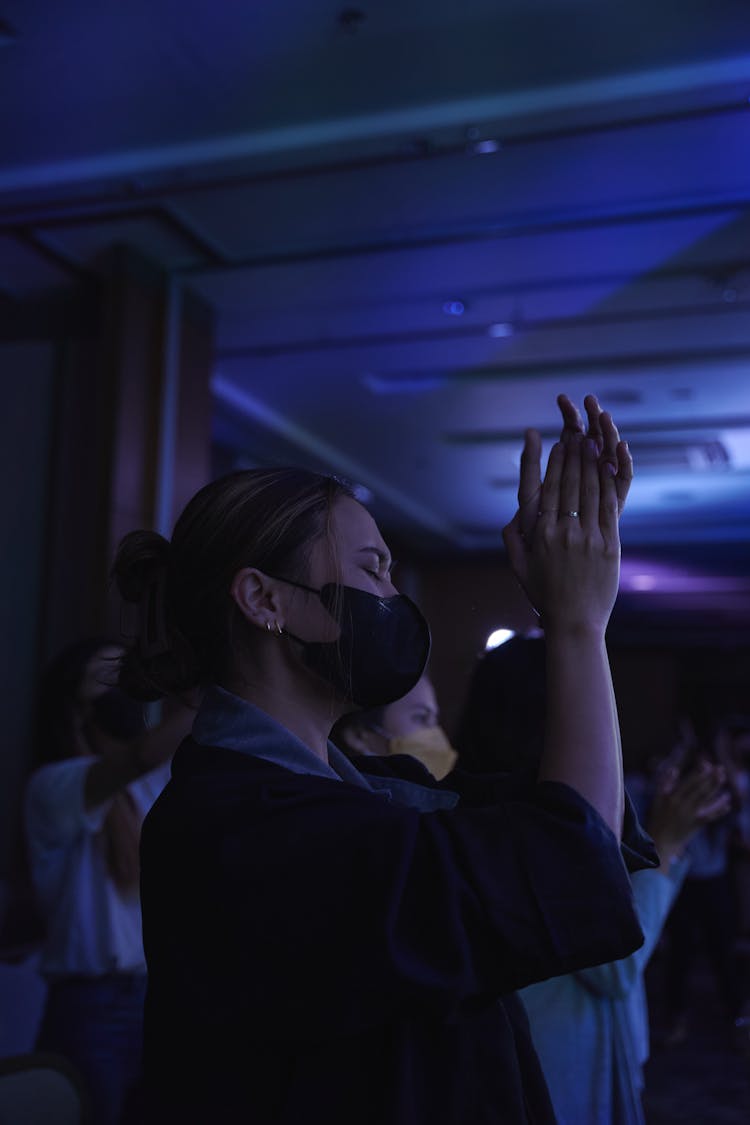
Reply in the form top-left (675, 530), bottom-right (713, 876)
top-left (0, 948), bottom-right (48, 1056)
top-left (0, 1052), bottom-right (90, 1124)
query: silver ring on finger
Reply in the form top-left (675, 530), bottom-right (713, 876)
top-left (563, 510), bottom-right (579, 518)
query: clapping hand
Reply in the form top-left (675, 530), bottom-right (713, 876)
top-left (517, 394), bottom-right (633, 546)
top-left (503, 396), bottom-right (623, 634)
top-left (647, 761), bottom-right (731, 866)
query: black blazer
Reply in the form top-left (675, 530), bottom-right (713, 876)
top-left (141, 737), bottom-right (656, 1124)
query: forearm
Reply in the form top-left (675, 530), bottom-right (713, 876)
top-left (649, 832), bottom-right (684, 875)
top-left (539, 628), bottom-right (624, 837)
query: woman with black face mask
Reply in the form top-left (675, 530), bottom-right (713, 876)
top-left (113, 394), bottom-right (656, 1125)
top-left (25, 639), bottom-right (195, 1125)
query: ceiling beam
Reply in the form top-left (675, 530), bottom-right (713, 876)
top-left (1, 54), bottom-right (749, 198)
top-left (216, 298), bottom-right (750, 359)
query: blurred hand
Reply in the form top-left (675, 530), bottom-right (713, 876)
top-left (647, 761), bottom-right (731, 864)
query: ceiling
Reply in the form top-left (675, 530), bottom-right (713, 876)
top-left (2, 0), bottom-right (750, 636)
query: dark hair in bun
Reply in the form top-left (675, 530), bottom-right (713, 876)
top-left (112, 468), bottom-right (355, 700)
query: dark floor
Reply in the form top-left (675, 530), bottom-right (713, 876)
top-left (642, 950), bottom-right (750, 1124)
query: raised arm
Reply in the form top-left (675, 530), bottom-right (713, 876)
top-left (83, 702), bottom-right (195, 810)
top-left (504, 417), bottom-right (624, 837)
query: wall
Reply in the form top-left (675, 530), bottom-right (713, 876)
top-left (0, 251), bottom-right (215, 883)
top-left (0, 343), bottom-right (57, 878)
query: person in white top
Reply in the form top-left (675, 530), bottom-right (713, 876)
top-left (25, 638), bottom-right (194, 1125)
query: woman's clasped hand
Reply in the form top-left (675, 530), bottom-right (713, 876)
top-left (504, 394), bottom-right (631, 636)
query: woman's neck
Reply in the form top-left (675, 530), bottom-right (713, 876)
top-left (224, 654), bottom-right (343, 762)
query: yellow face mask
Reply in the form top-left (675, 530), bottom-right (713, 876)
top-left (386, 725), bottom-right (458, 781)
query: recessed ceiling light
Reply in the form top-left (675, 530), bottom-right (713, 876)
top-left (443, 300), bottom-right (465, 317)
top-left (488, 322), bottom-right (513, 338)
top-left (469, 139), bottom-right (501, 155)
top-left (485, 628), bottom-right (515, 650)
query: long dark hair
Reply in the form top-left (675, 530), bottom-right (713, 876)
top-left (112, 468), bottom-right (356, 700)
top-left (455, 636), bottom-right (547, 774)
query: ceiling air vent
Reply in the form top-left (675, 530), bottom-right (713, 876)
top-left (594, 388), bottom-right (642, 406)
top-left (629, 439), bottom-right (730, 471)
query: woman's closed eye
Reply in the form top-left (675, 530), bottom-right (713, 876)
top-left (363, 562), bottom-right (393, 581)
top-left (356, 547), bottom-right (395, 585)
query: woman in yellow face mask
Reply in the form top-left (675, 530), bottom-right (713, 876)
top-left (332, 674), bottom-right (458, 780)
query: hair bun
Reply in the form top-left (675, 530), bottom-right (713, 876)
top-left (112, 530), bottom-right (171, 605)
top-left (113, 530), bottom-right (200, 700)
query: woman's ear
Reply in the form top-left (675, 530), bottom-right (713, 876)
top-left (230, 568), bottom-right (284, 631)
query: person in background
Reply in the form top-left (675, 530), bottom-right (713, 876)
top-left (454, 634), bottom-right (546, 775)
top-left (659, 716), bottom-right (747, 1047)
top-left (728, 718), bottom-right (750, 941)
top-left (25, 638), bottom-right (195, 1125)
top-left (332, 672), bottom-right (458, 779)
top-left (519, 762), bottom-right (729, 1125)
top-left (455, 641), bottom-right (730, 1124)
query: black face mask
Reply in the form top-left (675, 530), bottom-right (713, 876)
top-left (276, 579), bottom-right (431, 708)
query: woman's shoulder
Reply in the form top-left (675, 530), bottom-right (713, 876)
top-left (26, 756), bottom-right (92, 799)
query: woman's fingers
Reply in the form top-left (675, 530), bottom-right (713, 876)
top-left (600, 412), bottom-right (631, 517)
top-left (579, 437), bottom-right (601, 533)
top-left (598, 457), bottom-right (620, 549)
top-left (557, 394), bottom-right (584, 444)
top-left (673, 764), bottom-right (727, 819)
top-left (559, 436), bottom-right (583, 524)
top-left (615, 440), bottom-right (633, 516)
top-left (555, 395), bottom-right (633, 520)
top-left (583, 394), bottom-right (604, 453)
top-left (600, 410), bottom-right (620, 466)
top-left (656, 765), bottom-right (680, 797)
top-left (538, 442), bottom-right (565, 528)
top-left (510, 417), bottom-right (621, 632)
top-left (695, 791), bottom-right (732, 823)
top-left (518, 428), bottom-right (543, 540)
top-left (681, 773), bottom-right (723, 810)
